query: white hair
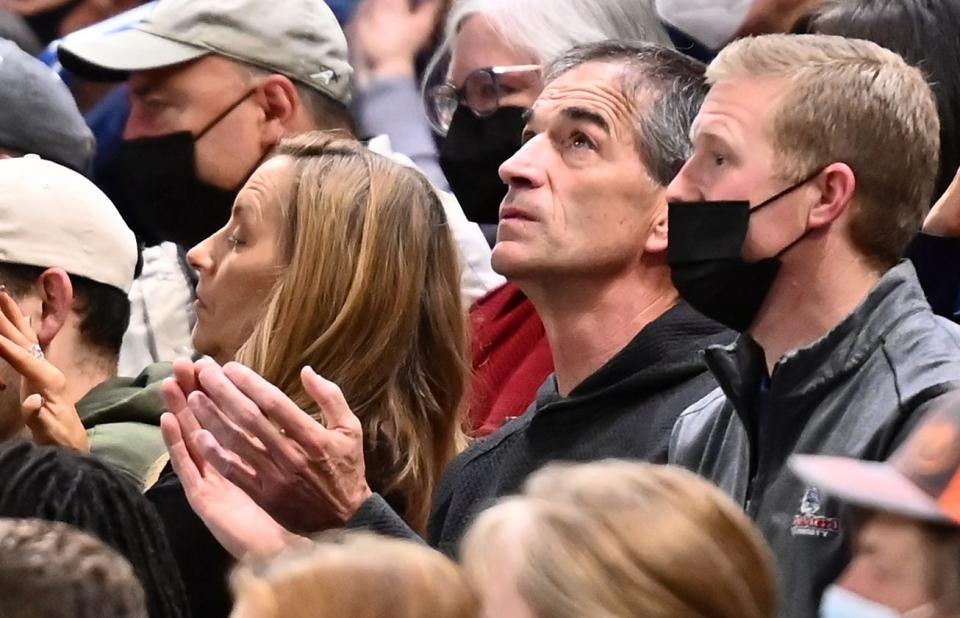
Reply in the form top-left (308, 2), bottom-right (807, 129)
top-left (444, 0), bottom-right (673, 64)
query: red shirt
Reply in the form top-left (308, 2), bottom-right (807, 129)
top-left (467, 283), bottom-right (554, 436)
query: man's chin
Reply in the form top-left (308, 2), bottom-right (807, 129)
top-left (491, 242), bottom-right (538, 282)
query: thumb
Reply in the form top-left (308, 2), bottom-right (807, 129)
top-left (300, 366), bottom-right (359, 431)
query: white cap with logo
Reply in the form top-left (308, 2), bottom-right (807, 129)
top-left (0, 156), bottom-right (138, 293)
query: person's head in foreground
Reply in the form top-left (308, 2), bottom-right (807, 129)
top-left (461, 460), bottom-right (777, 618)
top-left (0, 440), bottom-right (189, 618)
top-left (0, 517), bottom-right (147, 618)
top-left (425, 0), bottom-right (673, 223)
top-left (0, 155), bottom-right (137, 441)
top-left (791, 391), bottom-right (960, 618)
top-left (57, 0), bottom-right (355, 247)
top-left (187, 131), bottom-right (468, 533)
top-left (229, 531), bottom-right (479, 618)
top-left (666, 33), bottom-right (939, 332)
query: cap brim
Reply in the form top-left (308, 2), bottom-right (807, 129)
top-left (58, 27), bottom-right (208, 81)
top-left (789, 455), bottom-right (953, 524)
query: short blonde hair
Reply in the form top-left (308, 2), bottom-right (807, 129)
top-left (230, 532), bottom-right (479, 618)
top-left (462, 461), bottom-right (776, 618)
top-left (708, 34), bottom-right (940, 269)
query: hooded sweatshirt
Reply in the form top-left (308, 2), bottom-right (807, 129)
top-left (78, 362), bottom-right (172, 488)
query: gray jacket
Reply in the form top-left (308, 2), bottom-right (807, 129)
top-left (669, 261), bottom-right (960, 618)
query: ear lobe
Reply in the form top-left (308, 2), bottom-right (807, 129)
top-left (35, 269), bottom-right (74, 347)
top-left (644, 204), bottom-right (670, 254)
top-left (808, 162), bottom-right (857, 229)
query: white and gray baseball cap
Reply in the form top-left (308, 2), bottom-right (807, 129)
top-left (0, 155), bottom-right (137, 293)
top-left (0, 38), bottom-right (94, 173)
top-left (57, 0), bottom-right (353, 104)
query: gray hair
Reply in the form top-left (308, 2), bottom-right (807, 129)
top-left (444, 0), bottom-right (673, 65)
top-left (545, 41), bottom-right (708, 186)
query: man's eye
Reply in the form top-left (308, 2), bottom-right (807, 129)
top-left (713, 153), bottom-right (727, 166)
top-left (571, 132), bottom-right (594, 150)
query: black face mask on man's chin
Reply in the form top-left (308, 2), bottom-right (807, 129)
top-left (117, 89), bottom-right (257, 250)
top-left (439, 105), bottom-right (526, 225)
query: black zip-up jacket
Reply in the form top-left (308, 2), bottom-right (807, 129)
top-left (669, 261), bottom-right (960, 618)
top-left (348, 302), bottom-right (732, 554)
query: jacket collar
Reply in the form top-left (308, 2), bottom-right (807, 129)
top-left (706, 261), bottom-right (930, 408)
top-left (533, 302), bottom-right (731, 412)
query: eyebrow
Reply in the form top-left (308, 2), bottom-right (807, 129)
top-left (560, 107), bottom-right (610, 135)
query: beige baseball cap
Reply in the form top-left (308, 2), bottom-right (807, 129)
top-left (57, 0), bottom-right (353, 104)
top-left (0, 156), bottom-right (138, 293)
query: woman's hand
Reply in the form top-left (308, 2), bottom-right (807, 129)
top-left (0, 288), bottom-right (87, 451)
top-left (923, 167), bottom-right (960, 238)
top-left (160, 367), bottom-right (305, 560)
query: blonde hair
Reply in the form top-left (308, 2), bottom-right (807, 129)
top-left (462, 461), bottom-right (777, 618)
top-left (235, 132), bottom-right (470, 534)
top-left (230, 532), bottom-right (479, 618)
top-left (708, 33), bottom-right (940, 269)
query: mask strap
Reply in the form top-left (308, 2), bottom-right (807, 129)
top-left (195, 88), bottom-right (257, 140)
top-left (751, 168), bottom-right (823, 215)
top-left (768, 169), bottom-right (826, 259)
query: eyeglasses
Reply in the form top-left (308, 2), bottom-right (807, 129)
top-left (425, 64), bottom-right (541, 134)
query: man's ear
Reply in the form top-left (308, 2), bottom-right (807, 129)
top-left (255, 74), bottom-right (300, 149)
top-left (808, 162), bottom-right (857, 230)
top-left (644, 199), bottom-right (670, 254)
top-left (35, 268), bottom-right (74, 347)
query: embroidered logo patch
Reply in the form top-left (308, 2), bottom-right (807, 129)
top-left (791, 486), bottom-right (841, 538)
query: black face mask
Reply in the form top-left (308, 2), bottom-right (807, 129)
top-left (118, 90), bottom-right (256, 249)
top-left (439, 105), bottom-right (526, 225)
top-left (667, 172), bottom-right (820, 332)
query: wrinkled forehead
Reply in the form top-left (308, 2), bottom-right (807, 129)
top-left (532, 62), bottom-right (639, 142)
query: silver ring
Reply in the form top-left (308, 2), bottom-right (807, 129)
top-left (28, 344), bottom-right (43, 361)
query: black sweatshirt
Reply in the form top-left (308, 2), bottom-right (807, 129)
top-left (348, 302), bottom-right (733, 555)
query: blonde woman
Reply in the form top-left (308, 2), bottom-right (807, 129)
top-left (229, 532), bottom-right (478, 618)
top-left (462, 460), bottom-right (777, 618)
top-left (151, 131), bottom-right (470, 616)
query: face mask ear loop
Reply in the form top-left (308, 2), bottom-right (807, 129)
top-left (749, 168), bottom-right (824, 215)
top-left (195, 88), bottom-right (258, 141)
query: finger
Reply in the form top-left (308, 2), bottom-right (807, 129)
top-left (193, 428), bottom-right (263, 497)
top-left (162, 377), bottom-right (204, 437)
top-left (0, 332), bottom-right (58, 390)
top-left (223, 362), bottom-right (328, 446)
top-left (201, 364), bottom-right (301, 458)
top-left (161, 412), bottom-right (204, 489)
top-left (172, 358), bottom-right (199, 398)
top-left (300, 366), bottom-right (361, 433)
top-left (188, 390), bottom-right (265, 459)
top-left (0, 289), bottom-right (32, 347)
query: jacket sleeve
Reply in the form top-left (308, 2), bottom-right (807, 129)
top-left (344, 493), bottom-right (425, 544)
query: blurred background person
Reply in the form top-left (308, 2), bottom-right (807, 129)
top-left (791, 390), bottom-right (960, 617)
top-left (0, 36), bottom-right (93, 172)
top-left (0, 517), bottom-right (148, 618)
top-left (230, 532), bottom-right (478, 618)
top-left (462, 460), bottom-right (776, 618)
top-left (0, 439), bottom-right (189, 618)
